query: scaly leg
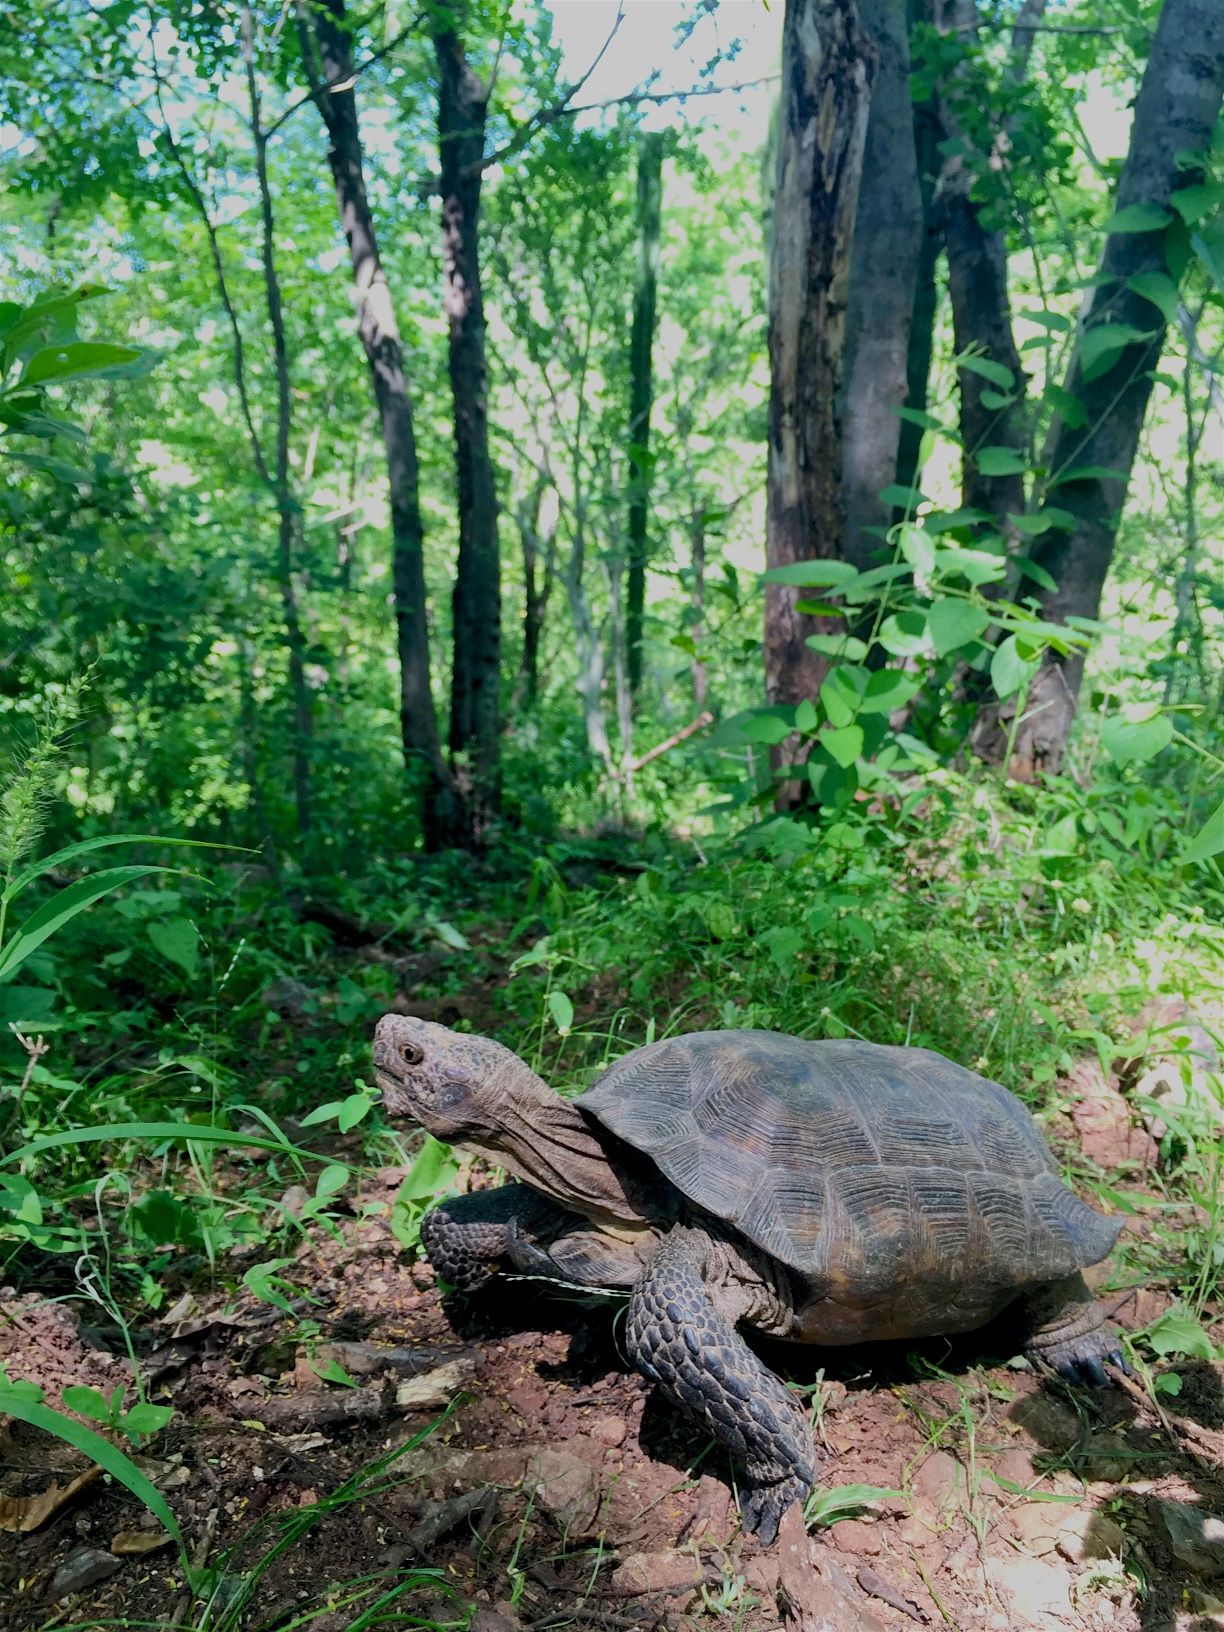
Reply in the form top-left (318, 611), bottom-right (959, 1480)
top-left (1022, 1272), bottom-right (1130, 1386)
top-left (626, 1226), bottom-right (816, 1546)
top-left (419, 1185), bottom-right (571, 1291)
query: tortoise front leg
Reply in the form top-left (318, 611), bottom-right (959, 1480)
top-left (419, 1185), bottom-right (570, 1291)
top-left (627, 1226), bottom-right (816, 1546)
top-left (1021, 1272), bottom-right (1130, 1386)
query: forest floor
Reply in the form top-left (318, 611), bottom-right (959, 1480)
top-left (3, 1044), bottom-right (1224, 1632)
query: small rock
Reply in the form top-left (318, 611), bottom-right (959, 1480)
top-left (992, 1447), bottom-right (1035, 1489)
top-left (395, 1358), bottom-right (476, 1411)
top-left (50, 1547), bottom-right (122, 1601)
top-left (828, 1517), bottom-right (882, 1556)
top-left (909, 1450), bottom-right (961, 1520)
top-left (1054, 1507), bottom-right (1125, 1563)
top-left (260, 976), bottom-right (314, 1016)
top-left (1010, 1501), bottom-right (1061, 1557)
top-left (608, 1549), bottom-right (703, 1598)
top-left (586, 1414), bottom-right (625, 1448)
top-left (986, 1554), bottom-right (1072, 1625)
top-left (1078, 1431), bottom-right (1138, 1483)
top-left (526, 1448), bottom-right (602, 1535)
top-left (1159, 1499), bottom-right (1224, 1578)
top-left (469, 1608), bottom-right (522, 1632)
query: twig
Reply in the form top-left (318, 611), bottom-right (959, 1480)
top-left (169, 1505), bottom-right (219, 1627)
top-left (624, 712), bottom-right (714, 774)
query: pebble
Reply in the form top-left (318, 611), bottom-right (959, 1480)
top-left (608, 1549), bottom-right (703, 1597)
top-left (49, 1548), bottom-right (122, 1602)
top-left (1159, 1499), bottom-right (1224, 1578)
top-left (828, 1517), bottom-right (883, 1555)
top-left (586, 1414), bottom-right (626, 1448)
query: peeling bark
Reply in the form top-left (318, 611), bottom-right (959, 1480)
top-left (841, 0), bottom-right (922, 570)
top-left (766, 0), bottom-right (877, 738)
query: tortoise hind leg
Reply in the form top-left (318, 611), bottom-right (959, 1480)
top-left (1021, 1272), bottom-right (1130, 1386)
top-left (627, 1226), bottom-right (816, 1546)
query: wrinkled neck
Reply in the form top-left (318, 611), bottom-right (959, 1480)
top-left (474, 1066), bottom-right (643, 1224)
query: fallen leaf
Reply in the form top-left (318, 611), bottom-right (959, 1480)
top-left (111, 1528), bottom-right (173, 1556)
top-left (0, 1466), bottom-right (101, 1533)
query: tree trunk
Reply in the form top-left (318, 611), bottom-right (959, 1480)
top-left (934, 0), bottom-right (1040, 544)
top-left (296, 0), bottom-right (458, 851)
top-left (565, 499), bottom-right (614, 772)
top-left (690, 500), bottom-right (708, 709)
top-left (241, 4), bottom-right (312, 841)
top-left (512, 474), bottom-right (556, 710)
top-left (894, 0), bottom-right (942, 502)
top-left (626, 131), bottom-right (664, 697)
top-left (841, 0), bottom-right (922, 570)
top-left (765, 0), bottom-right (876, 736)
top-left (434, 4), bottom-right (502, 836)
top-left (1002, 0), bottom-right (1224, 778)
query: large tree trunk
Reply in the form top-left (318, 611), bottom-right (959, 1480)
top-left (841, 0), bottom-right (922, 570)
top-left (1001, 0), bottom-right (1224, 779)
top-left (626, 131), bottom-right (664, 698)
top-left (296, 0), bottom-right (458, 851)
top-left (934, 0), bottom-right (1041, 545)
top-left (241, 4), bottom-right (312, 842)
top-left (765, 0), bottom-right (876, 736)
top-left (434, 3), bottom-right (502, 836)
top-left (894, 0), bottom-right (942, 502)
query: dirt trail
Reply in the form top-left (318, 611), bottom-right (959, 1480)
top-left (3, 1157), bottom-right (1223, 1631)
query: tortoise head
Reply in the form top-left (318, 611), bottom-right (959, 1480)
top-left (372, 1014), bottom-right (540, 1143)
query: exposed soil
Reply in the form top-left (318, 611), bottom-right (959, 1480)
top-left (3, 1093), bottom-right (1223, 1632)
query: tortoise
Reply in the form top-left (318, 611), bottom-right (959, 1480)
top-left (372, 1016), bottom-right (1127, 1544)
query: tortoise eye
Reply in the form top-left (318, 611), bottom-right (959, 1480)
top-left (399, 1041), bottom-right (424, 1066)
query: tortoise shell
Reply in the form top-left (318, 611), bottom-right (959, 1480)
top-left (578, 1031), bottom-right (1121, 1291)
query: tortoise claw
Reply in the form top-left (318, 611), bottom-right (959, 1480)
top-left (505, 1215), bottom-right (562, 1279)
top-left (740, 1472), bottom-right (810, 1548)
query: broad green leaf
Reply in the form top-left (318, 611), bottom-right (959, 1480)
top-left (892, 406), bottom-right (954, 437)
top-left (739, 714), bottom-right (791, 746)
top-left (805, 634), bottom-right (869, 660)
top-left (0, 866), bottom-right (175, 984)
top-left (858, 669), bottom-right (921, 716)
top-left (547, 990), bottom-right (574, 1035)
top-left (337, 1091), bottom-right (372, 1132)
top-left (147, 917), bottom-right (199, 978)
top-left (933, 546), bottom-right (1007, 587)
top-left (396, 1136), bottom-right (461, 1205)
top-left (794, 698), bottom-right (818, 733)
top-left (820, 671), bottom-right (860, 729)
top-left (22, 341), bottom-right (142, 385)
top-left (1127, 272), bottom-right (1179, 324)
top-left (1169, 182), bottom-right (1224, 228)
top-left (897, 523), bottom-right (935, 577)
top-left (1047, 463), bottom-right (1130, 488)
top-left (1143, 1307), bottom-right (1215, 1361)
top-left (1020, 310), bottom-right (1072, 333)
top-left (761, 561), bottom-right (861, 589)
top-left (878, 611), bottom-right (928, 657)
top-left (315, 1164), bottom-right (349, 1199)
top-left (120, 1403), bottom-right (174, 1441)
top-left (1044, 383), bottom-right (1087, 428)
top-left (61, 1385), bottom-right (113, 1424)
top-left (990, 634), bottom-right (1041, 699)
top-left (879, 484), bottom-right (928, 510)
top-left (957, 353), bottom-right (1015, 390)
top-left (975, 446), bottom-right (1027, 477)
top-left (822, 725), bottom-right (864, 769)
top-left (805, 1484), bottom-right (903, 1529)
top-left (1080, 323), bottom-right (1154, 382)
top-left (927, 598), bottom-right (989, 656)
top-left (1181, 799), bottom-right (1224, 865)
top-left (1102, 202), bottom-right (1173, 234)
top-left (923, 508), bottom-right (991, 536)
top-left (1008, 509), bottom-right (1075, 538)
top-left (1100, 707), bottom-right (1173, 767)
top-left (1014, 556), bottom-right (1059, 592)
top-left (0, 1392), bottom-right (184, 1554)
